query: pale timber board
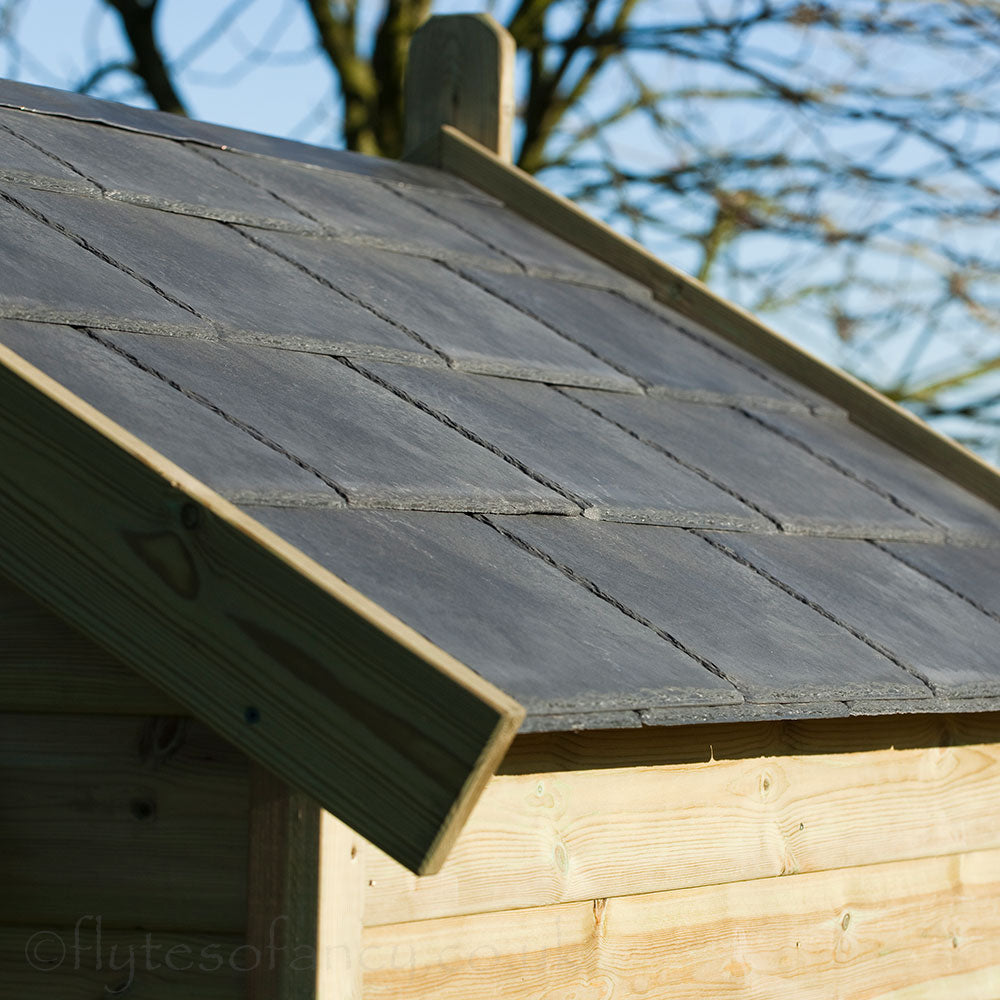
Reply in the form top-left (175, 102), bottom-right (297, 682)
top-left (0, 925), bottom-right (246, 998)
top-left (364, 738), bottom-right (1000, 925)
top-left (415, 126), bottom-right (1000, 513)
top-left (361, 847), bottom-right (1000, 1000)
top-left (0, 342), bottom-right (524, 874)
top-left (0, 573), bottom-right (180, 714)
top-left (0, 713), bottom-right (249, 931)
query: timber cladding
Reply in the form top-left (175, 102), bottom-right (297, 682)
top-left (351, 717), bottom-right (1000, 999)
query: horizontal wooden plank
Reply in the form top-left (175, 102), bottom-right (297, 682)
top-left (365, 737), bottom-right (1000, 925)
top-left (1, 924), bottom-right (246, 999)
top-left (362, 847), bottom-right (1000, 999)
top-left (0, 342), bottom-right (523, 874)
top-left (0, 573), bottom-right (181, 714)
top-left (0, 713), bottom-right (249, 931)
top-left (499, 713), bottom-right (1000, 774)
top-left (420, 125), bottom-right (1000, 513)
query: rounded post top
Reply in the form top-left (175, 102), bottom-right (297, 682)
top-left (404, 13), bottom-right (516, 162)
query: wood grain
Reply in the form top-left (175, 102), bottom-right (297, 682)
top-left (0, 712), bottom-right (249, 931)
top-left (0, 341), bottom-right (524, 874)
top-left (0, 573), bottom-right (181, 714)
top-left (404, 15), bottom-right (515, 161)
top-left (418, 125), bottom-right (1000, 513)
top-left (247, 766), bottom-right (320, 1000)
top-left (364, 738), bottom-right (1000, 925)
top-left (362, 847), bottom-right (1000, 999)
top-left (1, 924), bottom-right (246, 999)
top-left (316, 812), bottom-right (367, 1000)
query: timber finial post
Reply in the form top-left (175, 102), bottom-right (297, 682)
top-left (403, 13), bottom-right (516, 162)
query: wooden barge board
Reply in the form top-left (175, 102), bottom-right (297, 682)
top-left (0, 342), bottom-right (524, 875)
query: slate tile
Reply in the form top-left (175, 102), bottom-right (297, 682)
top-left (253, 231), bottom-right (638, 389)
top-left (713, 532), bottom-right (1000, 698)
top-left (0, 319), bottom-right (335, 505)
top-left (201, 150), bottom-right (503, 261)
top-left (465, 267), bottom-right (814, 407)
top-left (566, 389), bottom-right (933, 538)
top-left (0, 109), bottom-right (311, 228)
top-left (201, 143), bottom-right (496, 198)
top-left (884, 542), bottom-right (1000, 619)
top-left (494, 516), bottom-right (927, 704)
top-left (0, 187), bottom-right (203, 333)
top-left (0, 122), bottom-right (97, 193)
top-left (0, 81), bottom-right (493, 197)
top-left (12, 187), bottom-right (429, 361)
top-left (247, 508), bottom-right (741, 713)
top-left (362, 362), bottom-right (769, 529)
top-left (754, 408), bottom-right (1000, 544)
top-left (98, 334), bottom-right (573, 514)
top-left (400, 186), bottom-right (635, 287)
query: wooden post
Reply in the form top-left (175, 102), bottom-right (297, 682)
top-left (404, 13), bottom-right (516, 162)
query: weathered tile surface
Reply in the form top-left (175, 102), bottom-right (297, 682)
top-left (885, 542), bottom-right (1000, 619)
top-left (0, 121), bottom-right (97, 192)
top-left (363, 362), bottom-right (769, 528)
top-left (496, 516), bottom-right (928, 703)
top-left (713, 532), bottom-right (1000, 698)
top-left (0, 319), bottom-right (334, 504)
top-left (755, 408), bottom-right (1000, 544)
top-left (202, 149), bottom-right (503, 259)
top-left (98, 334), bottom-right (574, 514)
top-left (0, 108), bottom-right (309, 226)
top-left (12, 187), bottom-right (429, 360)
top-left (255, 232), bottom-right (637, 388)
top-left (248, 508), bottom-right (741, 715)
top-left (568, 389), bottom-right (935, 538)
top-left (401, 186), bottom-right (633, 286)
top-left (465, 268), bottom-right (811, 406)
top-left (0, 186), bottom-right (203, 333)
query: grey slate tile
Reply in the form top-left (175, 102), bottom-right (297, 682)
top-left (199, 149), bottom-right (504, 261)
top-left (465, 268), bottom-right (813, 407)
top-left (98, 333), bottom-right (573, 514)
top-left (753, 408), bottom-right (1000, 544)
top-left (494, 516), bottom-right (926, 704)
top-left (0, 80), bottom-right (490, 196)
top-left (11, 187), bottom-right (429, 361)
top-left (567, 389), bottom-right (934, 539)
top-left (253, 231), bottom-right (638, 389)
top-left (362, 362), bottom-right (769, 529)
top-left (0, 121), bottom-right (97, 193)
top-left (0, 187), bottom-right (204, 333)
top-left (401, 186), bottom-right (635, 288)
top-left (883, 542), bottom-right (1000, 620)
top-left (247, 508), bottom-right (741, 714)
top-left (0, 109), bottom-right (312, 228)
top-left (0, 319), bottom-right (335, 505)
top-left (712, 532), bottom-right (1000, 699)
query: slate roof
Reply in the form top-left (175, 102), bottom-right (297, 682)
top-left (3, 80), bottom-right (1000, 735)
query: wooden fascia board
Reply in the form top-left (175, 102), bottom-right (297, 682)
top-left (410, 125), bottom-right (1000, 512)
top-left (0, 341), bottom-right (524, 874)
